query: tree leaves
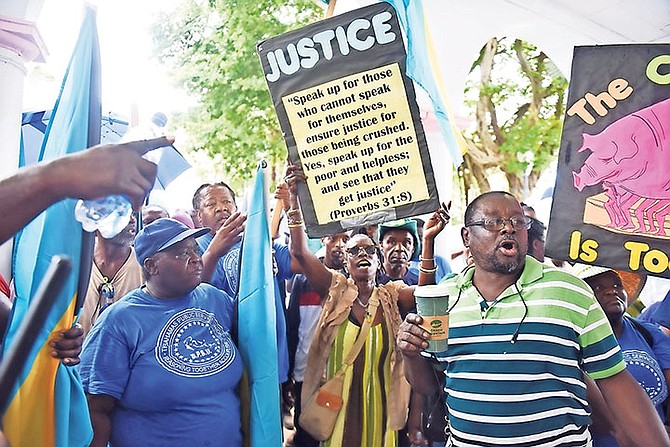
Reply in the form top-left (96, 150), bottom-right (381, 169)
top-left (153, 0), bottom-right (321, 188)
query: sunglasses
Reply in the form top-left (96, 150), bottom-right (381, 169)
top-left (346, 245), bottom-right (377, 257)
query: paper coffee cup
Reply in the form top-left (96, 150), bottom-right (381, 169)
top-left (414, 284), bottom-right (450, 353)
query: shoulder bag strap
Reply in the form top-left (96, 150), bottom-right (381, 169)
top-left (341, 289), bottom-right (380, 369)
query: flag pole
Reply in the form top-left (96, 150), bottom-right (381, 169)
top-left (326, 0), bottom-right (337, 18)
top-left (75, 5), bottom-right (101, 314)
top-left (0, 256), bottom-right (71, 414)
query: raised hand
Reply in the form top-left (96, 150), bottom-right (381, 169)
top-left (55, 136), bottom-right (174, 210)
top-left (209, 211), bottom-right (247, 257)
top-left (423, 201), bottom-right (451, 241)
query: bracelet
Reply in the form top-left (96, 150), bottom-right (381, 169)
top-left (286, 208), bottom-right (301, 217)
top-left (419, 256), bottom-right (435, 263)
top-left (287, 220), bottom-right (304, 228)
top-left (419, 266), bottom-right (438, 274)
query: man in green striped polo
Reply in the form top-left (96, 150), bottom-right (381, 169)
top-left (397, 191), bottom-right (670, 447)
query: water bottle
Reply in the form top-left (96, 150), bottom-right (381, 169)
top-left (74, 112), bottom-right (168, 238)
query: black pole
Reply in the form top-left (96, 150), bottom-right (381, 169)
top-left (75, 231), bottom-right (94, 312)
top-left (0, 256), bottom-right (72, 414)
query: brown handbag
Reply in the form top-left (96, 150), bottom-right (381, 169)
top-left (299, 292), bottom-right (380, 441)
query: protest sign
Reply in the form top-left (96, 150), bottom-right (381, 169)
top-left (257, 2), bottom-right (439, 237)
top-left (545, 44), bottom-right (670, 278)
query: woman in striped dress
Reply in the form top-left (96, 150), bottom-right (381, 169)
top-left (283, 166), bottom-right (448, 446)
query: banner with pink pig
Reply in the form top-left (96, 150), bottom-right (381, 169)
top-left (546, 44), bottom-right (670, 278)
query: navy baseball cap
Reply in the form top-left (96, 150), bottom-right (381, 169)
top-left (134, 218), bottom-right (210, 265)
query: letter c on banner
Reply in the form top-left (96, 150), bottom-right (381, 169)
top-left (647, 55), bottom-right (670, 85)
top-left (348, 18), bottom-right (374, 51)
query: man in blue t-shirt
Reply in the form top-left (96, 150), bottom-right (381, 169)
top-left (79, 218), bottom-right (243, 447)
top-left (193, 182), bottom-right (298, 383)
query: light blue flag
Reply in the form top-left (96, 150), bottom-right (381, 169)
top-left (3, 6), bottom-right (99, 446)
top-left (237, 163), bottom-right (282, 446)
top-left (384, 0), bottom-right (464, 165)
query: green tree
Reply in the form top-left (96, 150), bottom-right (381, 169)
top-left (152, 0), bottom-right (322, 188)
top-left (460, 37), bottom-right (567, 201)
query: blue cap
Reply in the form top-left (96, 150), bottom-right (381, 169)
top-left (134, 218), bottom-right (210, 265)
top-left (378, 218), bottom-right (420, 261)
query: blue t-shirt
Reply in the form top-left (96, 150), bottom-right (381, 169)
top-left (639, 290), bottom-right (670, 329)
top-left (593, 317), bottom-right (670, 447)
top-left (197, 236), bottom-right (292, 383)
top-left (79, 284), bottom-right (242, 447)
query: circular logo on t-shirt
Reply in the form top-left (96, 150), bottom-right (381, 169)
top-left (223, 246), bottom-right (241, 294)
top-left (623, 349), bottom-right (668, 406)
top-left (155, 307), bottom-right (236, 378)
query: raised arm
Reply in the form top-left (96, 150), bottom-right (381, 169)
top-left (283, 165), bottom-right (332, 298)
top-left (418, 202), bottom-right (450, 287)
top-left (0, 136), bottom-right (171, 244)
top-left (201, 211), bottom-right (246, 281)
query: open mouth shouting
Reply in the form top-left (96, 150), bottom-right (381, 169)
top-left (357, 258), bottom-right (373, 268)
top-left (497, 238), bottom-right (519, 257)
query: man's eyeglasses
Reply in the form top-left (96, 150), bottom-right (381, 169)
top-left (465, 216), bottom-right (532, 232)
top-left (346, 245), bottom-right (377, 257)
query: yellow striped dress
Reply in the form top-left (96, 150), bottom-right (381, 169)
top-left (323, 317), bottom-right (397, 447)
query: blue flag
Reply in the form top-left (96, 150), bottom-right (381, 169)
top-left (3, 7), bottom-right (99, 446)
top-left (384, 0), bottom-right (465, 165)
top-left (237, 164), bottom-right (282, 446)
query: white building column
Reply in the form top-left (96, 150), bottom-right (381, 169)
top-left (0, 9), bottom-right (47, 282)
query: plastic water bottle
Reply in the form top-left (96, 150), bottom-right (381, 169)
top-left (74, 112), bottom-right (168, 238)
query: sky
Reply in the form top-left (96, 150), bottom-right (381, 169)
top-left (25, 0), bottom-right (193, 124)
top-left (24, 0), bottom-right (206, 211)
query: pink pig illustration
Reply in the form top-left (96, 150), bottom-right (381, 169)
top-left (572, 98), bottom-right (670, 235)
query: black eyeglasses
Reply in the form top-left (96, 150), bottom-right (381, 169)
top-left (160, 244), bottom-right (201, 262)
top-left (465, 216), bottom-right (531, 232)
top-left (346, 245), bottom-right (377, 257)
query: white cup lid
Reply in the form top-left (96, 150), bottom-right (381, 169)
top-left (414, 284), bottom-right (450, 298)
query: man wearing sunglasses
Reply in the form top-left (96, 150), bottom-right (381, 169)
top-left (397, 191), bottom-right (670, 447)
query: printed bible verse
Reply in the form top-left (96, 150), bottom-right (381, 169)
top-left (258, 2), bottom-right (439, 236)
top-left (283, 63), bottom-right (429, 224)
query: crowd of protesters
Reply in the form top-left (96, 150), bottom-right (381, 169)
top-left (3, 135), bottom-right (670, 447)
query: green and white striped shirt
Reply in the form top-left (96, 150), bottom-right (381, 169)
top-left (435, 256), bottom-right (625, 447)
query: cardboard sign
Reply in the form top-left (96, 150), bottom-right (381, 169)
top-left (545, 44), bottom-right (670, 277)
top-left (257, 3), bottom-right (439, 237)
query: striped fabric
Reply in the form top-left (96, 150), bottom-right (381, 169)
top-left (325, 319), bottom-right (397, 447)
top-left (435, 256), bottom-right (625, 447)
